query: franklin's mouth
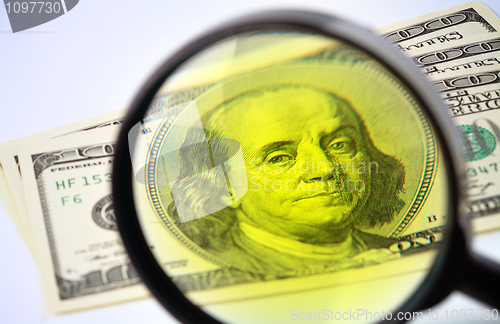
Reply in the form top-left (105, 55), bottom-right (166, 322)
top-left (293, 191), bottom-right (342, 202)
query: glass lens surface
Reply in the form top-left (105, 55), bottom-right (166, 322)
top-left (128, 31), bottom-right (450, 323)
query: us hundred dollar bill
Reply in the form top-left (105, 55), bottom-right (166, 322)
top-left (0, 108), bottom-right (125, 259)
top-left (394, 34), bottom-right (500, 233)
top-left (407, 34), bottom-right (500, 77)
top-left (377, 2), bottom-right (500, 233)
top-left (428, 65), bottom-right (500, 232)
top-left (376, 1), bottom-right (500, 53)
top-left (18, 128), bottom-right (148, 313)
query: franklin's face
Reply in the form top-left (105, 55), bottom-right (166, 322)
top-left (212, 87), bottom-right (372, 239)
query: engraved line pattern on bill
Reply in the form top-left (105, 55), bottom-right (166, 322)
top-left (390, 124), bottom-right (436, 238)
top-left (32, 144), bottom-right (117, 178)
top-left (432, 69), bottom-right (500, 117)
top-left (146, 85), bottom-right (213, 120)
top-left (56, 262), bottom-right (141, 300)
top-left (170, 226), bottom-right (445, 293)
top-left (32, 144), bottom-right (141, 299)
top-left (57, 118), bottom-right (124, 137)
top-left (411, 37), bottom-right (500, 74)
top-left (468, 194), bottom-right (500, 218)
top-left (433, 69), bottom-right (500, 92)
top-left (383, 8), bottom-right (496, 44)
top-left (444, 85), bottom-right (500, 117)
top-left (145, 43), bottom-right (396, 121)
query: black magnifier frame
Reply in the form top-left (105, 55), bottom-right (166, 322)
top-left (113, 10), bottom-right (500, 324)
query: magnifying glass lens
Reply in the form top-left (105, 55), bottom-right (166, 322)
top-left (127, 30), bottom-right (451, 323)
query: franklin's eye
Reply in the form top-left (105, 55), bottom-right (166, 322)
top-left (328, 137), bottom-right (355, 154)
top-left (331, 142), bottom-right (345, 150)
top-left (265, 152), bottom-right (294, 165)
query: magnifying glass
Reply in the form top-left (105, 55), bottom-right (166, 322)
top-left (112, 11), bottom-right (500, 323)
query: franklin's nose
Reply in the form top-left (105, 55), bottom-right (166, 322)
top-left (297, 143), bottom-right (334, 183)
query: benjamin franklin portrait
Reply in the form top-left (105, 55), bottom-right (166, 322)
top-left (133, 34), bottom-right (440, 317)
top-left (139, 36), bottom-right (437, 278)
top-left (161, 85), bottom-right (407, 273)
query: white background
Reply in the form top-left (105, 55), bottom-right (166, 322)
top-left (1, 1), bottom-right (500, 323)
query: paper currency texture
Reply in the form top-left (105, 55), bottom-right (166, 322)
top-left (377, 0), bottom-right (500, 233)
top-left (18, 127), bottom-right (149, 313)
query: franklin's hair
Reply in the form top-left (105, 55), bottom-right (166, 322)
top-left (167, 86), bottom-right (405, 251)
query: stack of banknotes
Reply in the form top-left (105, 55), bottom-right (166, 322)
top-left (1, 0), bottom-right (500, 314)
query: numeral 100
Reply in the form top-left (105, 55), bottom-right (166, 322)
top-left (5, 2), bottom-right (61, 14)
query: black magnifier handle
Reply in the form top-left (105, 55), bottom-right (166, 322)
top-left (414, 221), bottom-right (500, 311)
top-left (460, 251), bottom-right (500, 307)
